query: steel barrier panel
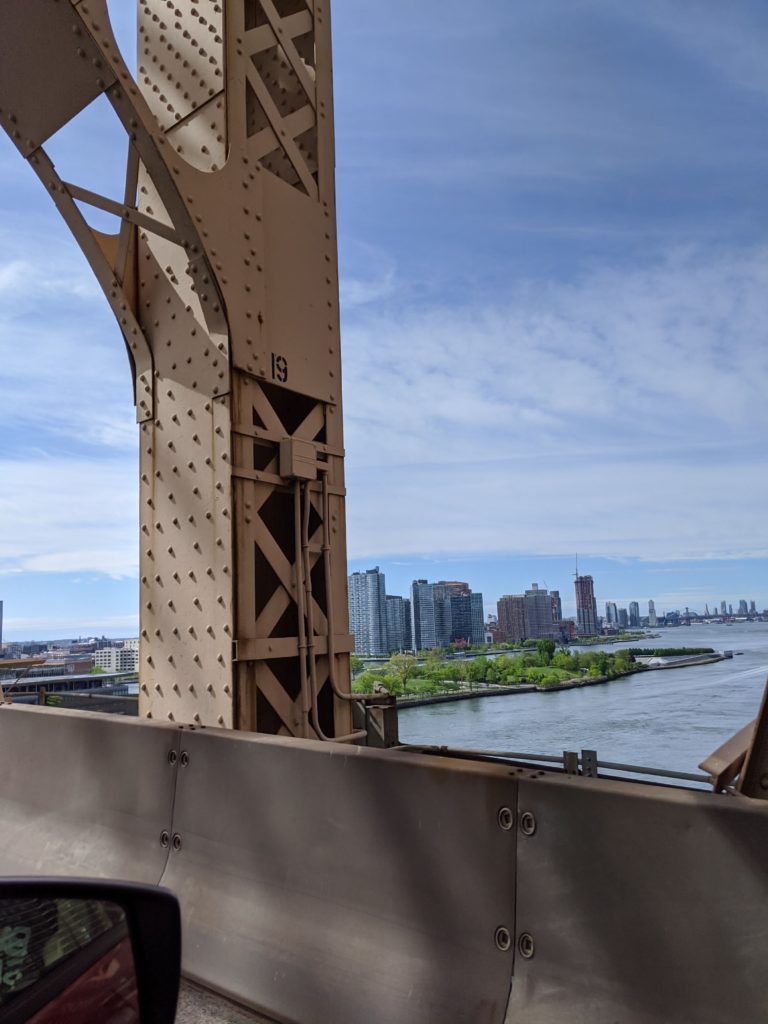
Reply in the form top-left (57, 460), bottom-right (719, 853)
top-left (505, 773), bottom-right (768, 1023)
top-left (160, 729), bottom-right (518, 1024)
top-left (0, 705), bottom-right (179, 883)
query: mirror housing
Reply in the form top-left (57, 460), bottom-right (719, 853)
top-left (0, 878), bottom-right (180, 1024)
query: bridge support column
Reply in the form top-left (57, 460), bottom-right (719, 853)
top-left (0, 0), bottom-right (354, 736)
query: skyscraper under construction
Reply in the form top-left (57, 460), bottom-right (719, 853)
top-left (575, 574), bottom-right (599, 636)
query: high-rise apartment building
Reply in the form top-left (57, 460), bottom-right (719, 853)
top-left (618, 608), bottom-right (629, 628)
top-left (749, 600), bottom-right (756, 615)
top-left (550, 590), bottom-right (562, 624)
top-left (411, 580), bottom-right (437, 651)
top-left (402, 598), bottom-right (412, 649)
top-left (431, 584), bottom-right (454, 648)
top-left (605, 601), bottom-right (618, 625)
top-left (93, 646), bottom-right (138, 672)
top-left (440, 581), bottom-right (470, 596)
top-left (497, 595), bottom-right (528, 643)
top-left (738, 600), bottom-right (748, 616)
top-left (648, 600), bottom-right (657, 627)
top-left (385, 595), bottom-right (410, 653)
top-left (629, 601), bottom-right (640, 628)
top-left (574, 575), bottom-right (598, 636)
top-left (525, 584), bottom-right (560, 639)
top-left (449, 591), bottom-right (485, 646)
top-left (409, 580), bottom-right (485, 649)
top-left (348, 567), bottom-right (388, 655)
top-left (720, 601), bottom-right (727, 616)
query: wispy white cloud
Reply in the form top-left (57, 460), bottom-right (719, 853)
top-left (343, 245), bottom-right (768, 562)
top-left (339, 239), bottom-right (397, 308)
top-left (0, 239), bottom-right (136, 453)
top-left (0, 456), bottom-right (137, 579)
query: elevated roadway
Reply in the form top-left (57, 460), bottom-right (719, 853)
top-left (1, 702), bottom-right (767, 1023)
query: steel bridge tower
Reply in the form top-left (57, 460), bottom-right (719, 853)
top-left (1, 0), bottom-right (356, 737)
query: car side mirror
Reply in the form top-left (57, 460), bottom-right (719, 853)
top-left (0, 878), bottom-right (180, 1024)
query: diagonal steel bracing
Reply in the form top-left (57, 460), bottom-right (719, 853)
top-left (0, 0), bottom-right (355, 738)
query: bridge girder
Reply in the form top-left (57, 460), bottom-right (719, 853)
top-left (0, 0), bottom-right (356, 738)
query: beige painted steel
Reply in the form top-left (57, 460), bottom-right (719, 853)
top-left (1, 706), bottom-right (767, 1023)
top-left (0, 704), bottom-right (178, 882)
top-left (159, 727), bottom-right (518, 1023)
top-left (505, 773), bottom-right (768, 1024)
top-left (0, 0), bottom-right (353, 736)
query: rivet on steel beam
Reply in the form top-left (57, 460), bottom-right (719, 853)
top-left (498, 807), bottom-right (514, 831)
top-left (172, 833), bottom-right (182, 852)
top-left (520, 812), bottom-right (537, 837)
top-left (180, 751), bottom-right (189, 767)
top-left (168, 750), bottom-right (178, 766)
top-left (519, 933), bottom-right (535, 959)
top-left (494, 926), bottom-right (512, 952)
top-left (160, 830), bottom-right (170, 848)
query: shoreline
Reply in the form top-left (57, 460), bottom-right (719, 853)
top-left (395, 653), bottom-right (727, 710)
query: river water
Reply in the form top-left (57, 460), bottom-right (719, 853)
top-left (398, 623), bottom-right (768, 779)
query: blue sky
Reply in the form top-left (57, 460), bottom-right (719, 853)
top-left (2, 1), bottom-right (768, 638)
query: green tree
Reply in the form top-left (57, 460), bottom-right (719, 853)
top-left (467, 657), bottom-right (488, 683)
top-left (485, 658), bottom-right (502, 684)
top-left (388, 654), bottom-right (418, 691)
top-left (350, 655), bottom-right (365, 678)
top-left (536, 639), bottom-right (556, 665)
top-left (553, 650), bottom-right (576, 673)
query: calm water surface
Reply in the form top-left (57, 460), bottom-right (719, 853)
top-left (398, 623), bottom-right (768, 776)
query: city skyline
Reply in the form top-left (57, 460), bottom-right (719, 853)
top-left (2, 548), bottom-right (765, 642)
top-left (345, 553), bottom-right (766, 626)
top-left (341, 560), bottom-right (764, 656)
top-left (348, 571), bottom-right (484, 655)
top-left (3, 3), bottom-right (768, 639)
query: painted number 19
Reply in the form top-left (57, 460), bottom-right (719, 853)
top-left (271, 353), bottom-right (288, 383)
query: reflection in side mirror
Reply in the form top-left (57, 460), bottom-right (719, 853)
top-left (0, 880), bottom-right (180, 1024)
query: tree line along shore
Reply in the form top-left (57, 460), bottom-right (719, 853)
top-left (351, 642), bottom-right (719, 701)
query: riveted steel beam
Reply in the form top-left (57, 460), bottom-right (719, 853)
top-left (0, 0), bottom-right (354, 737)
